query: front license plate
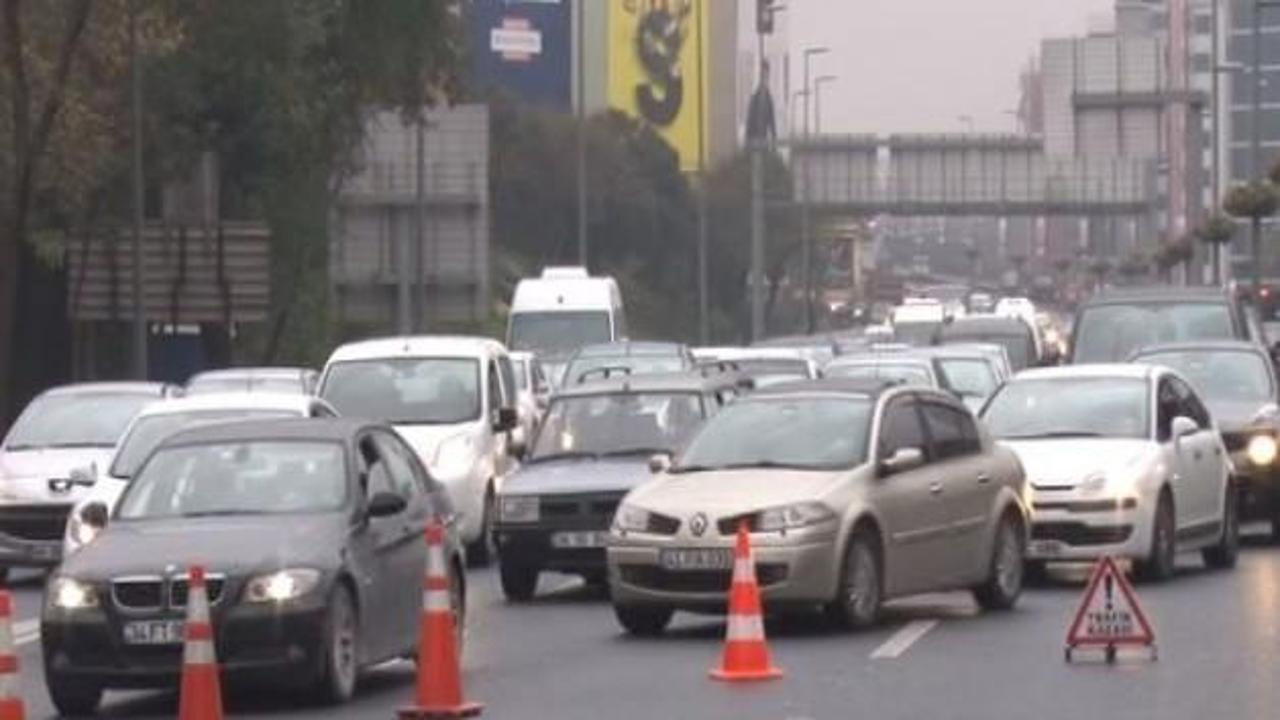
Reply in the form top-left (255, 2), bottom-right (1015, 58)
top-left (551, 531), bottom-right (608, 549)
top-left (659, 548), bottom-right (734, 571)
top-left (1030, 540), bottom-right (1067, 557)
top-left (122, 620), bottom-right (185, 646)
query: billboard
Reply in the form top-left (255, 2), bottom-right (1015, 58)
top-left (608, 0), bottom-right (709, 172)
top-left (468, 0), bottom-right (572, 109)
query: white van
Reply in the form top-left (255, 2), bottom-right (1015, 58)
top-left (318, 336), bottom-right (521, 564)
top-left (506, 267), bottom-right (626, 384)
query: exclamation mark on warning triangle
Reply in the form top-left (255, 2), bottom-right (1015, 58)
top-left (1104, 574), bottom-right (1114, 611)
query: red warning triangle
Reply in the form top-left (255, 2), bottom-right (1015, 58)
top-left (1066, 556), bottom-right (1156, 648)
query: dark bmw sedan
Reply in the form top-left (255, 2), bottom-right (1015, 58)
top-left (40, 419), bottom-right (465, 715)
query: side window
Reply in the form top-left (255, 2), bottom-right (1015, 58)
top-left (497, 356), bottom-right (518, 409)
top-left (921, 402), bottom-right (981, 460)
top-left (311, 401), bottom-right (337, 418)
top-left (358, 436), bottom-right (396, 499)
top-left (1170, 377), bottom-right (1211, 429)
top-left (372, 432), bottom-right (427, 501)
top-left (1156, 379), bottom-right (1179, 441)
top-left (879, 399), bottom-right (927, 461)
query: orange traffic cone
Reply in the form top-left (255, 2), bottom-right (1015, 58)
top-left (710, 523), bottom-right (783, 682)
top-left (398, 522), bottom-right (482, 719)
top-left (178, 566), bottom-right (223, 720)
top-left (0, 591), bottom-right (24, 720)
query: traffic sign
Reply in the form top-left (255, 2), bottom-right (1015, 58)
top-left (1065, 556), bottom-right (1157, 663)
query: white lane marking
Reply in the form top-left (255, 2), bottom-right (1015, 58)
top-left (870, 619), bottom-right (940, 659)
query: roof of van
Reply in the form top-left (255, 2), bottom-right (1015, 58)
top-left (324, 336), bottom-right (506, 365)
top-left (510, 273), bottom-right (619, 311)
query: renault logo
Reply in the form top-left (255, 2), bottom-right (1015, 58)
top-left (689, 512), bottom-right (709, 537)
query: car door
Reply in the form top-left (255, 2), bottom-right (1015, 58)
top-left (1170, 376), bottom-right (1225, 534)
top-left (1155, 377), bottom-right (1200, 533)
top-left (919, 399), bottom-right (993, 584)
top-left (371, 431), bottom-right (434, 651)
top-left (355, 433), bottom-right (417, 661)
top-left (872, 395), bottom-right (955, 597)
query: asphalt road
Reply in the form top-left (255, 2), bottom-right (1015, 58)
top-left (9, 530), bottom-right (1280, 719)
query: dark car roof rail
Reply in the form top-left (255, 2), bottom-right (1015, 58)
top-left (576, 365), bottom-right (633, 384)
top-left (695, 360), bottom-right (756, 391)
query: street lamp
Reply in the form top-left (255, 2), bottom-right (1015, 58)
top-left (800, 46), bottom-right (828, 334)
top-left (813, 75), bottom-right (837, 135)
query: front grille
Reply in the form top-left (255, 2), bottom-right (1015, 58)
top-left (1032, 522), bottom-right (1133, 546)
top-left (541, 493), bottom-right (625, 524)
top-left (1034, 498), bottom-right (1137, 513)
top-left (646, 513), bottom-right (680, 535)
top-left (111, 575), bottom-right (226, 611)
top-left (620, 564), bottom-right (788, 593)
top-left (0, 504), bottom-right (72, 542)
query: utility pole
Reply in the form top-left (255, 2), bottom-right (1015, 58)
top-left (814, 75), bottom-right (836, 135)
top-left (576, 0), bottom-right (589, 268)
top-left (750, 142), bottom-right (766, 342)
top-left (1211, 0), bottom-right (1222, 284)
top-left (1251, 1), bottom-right (1280, 295)
top-left (801, 47), bottom-right (828, 335)
top-left (414, 112), bottom-right (427, 332)
top-left (696, 1), bottom-right (709, 345)
top-left (129, 1), bottom-right (148, 379)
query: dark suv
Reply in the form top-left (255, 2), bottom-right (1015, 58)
top-left (1071, 286), bottom-right (1263, 364)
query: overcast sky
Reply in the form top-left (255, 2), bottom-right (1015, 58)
top-left (787, 0), bottom-right (1116, 134)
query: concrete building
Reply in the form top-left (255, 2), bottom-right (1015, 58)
top-left (1226, 0), bottom-right (1280, 184)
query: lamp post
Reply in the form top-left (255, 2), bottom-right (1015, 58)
top-left (129, 0), bottom-right (147, 379)
top-left (813, 75), bottom-right (836, 135)
top-left (1251, 1), bottom-right (1280, 293)
top-left (800, 47), bottom-right (828, 334)
top-left (1211, 61), bottom-right (1245, 285)
top-left (575, 0), bottom-right (588, 268)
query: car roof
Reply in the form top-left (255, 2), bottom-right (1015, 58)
top-left (1129, 340), bottom-right (1269, 358)
top-left (40, 382), bottom-right (170, 398)
top-left (1014, 364), bottom-right (1156, 382)
top-left (749, 377), bottom-right (906, 400)
top-left (570, 341), bottom-right (686, 358)
top-left (554, 371), bottom-right (739, 397)
top-left (136, 392), bottom-right (317, 418)
top-left (325, 336), bottom-right (505, 363)
top-left (1083, 285), bottom-right (1233, 305)
top-left (828, 355), bottom-right (932, 368)
top-left (158, 417), bottom-right (370, 449)
top-left (940, 316), bottom-right (1031, 335)
top-left (189, 367), bottom-right (309, 380)
top-left (692, 347), bottom-right (808, 361)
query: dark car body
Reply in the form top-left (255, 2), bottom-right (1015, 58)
top-left (938, 317), bottom-right (1039, 372)
top-left (1129, 341), bottom-right (1280, 531)
top-left (41, 418), bottom-right (463, 704)
top-left (560, 341), bottom-right (696, 387)
top-left (1071, 286), bottom-right (1262, 365)
top-left (494, 372), bottom-right (746, 596)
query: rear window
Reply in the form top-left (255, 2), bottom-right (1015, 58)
top-left (1073, 302), bottom-right (1235, 364)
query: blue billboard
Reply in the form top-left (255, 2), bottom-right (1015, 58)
top-left (468, 0), bottom-right (573, 110)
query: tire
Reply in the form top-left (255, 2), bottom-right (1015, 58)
top-left (466, 487), bottom-right (497, 567)
top-left (499, 558), bottom-right (539, 602)
top-left (1203, 488), bottom-right (1240, 570)
top-left (825, 529), bottom-right (882, 631)
top-left (973, 513), bottom-right (1025, 611)
top-left (1135, 492), bottom-right (1176, 583)
top-left (314, 585), bottom-right (359, 705)
top-left (613, 604), bottom-right (674, 636)
top-left (45, 672), bottom-right (102, 717)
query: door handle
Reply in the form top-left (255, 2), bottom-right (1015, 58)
top-left (929, 482), bottom-right (944, 496)
top-left (976, 473), bottom-right (991, 485)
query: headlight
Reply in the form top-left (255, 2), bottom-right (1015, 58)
top-left (49, 577), bottom-right (99, 610)
top-left (1248, 435), bottom-right (1278, 467)
top-left (499, 496), bottom-right (540, 523)
top-left (756, 502), bottom-right (836, 532)
top-left (245, 569), bottom-right (322, 603)
top-left (614, 504), bottom-right (652, 533)
top-left (432, 433), bottom-right (478, 478)
top-left (64, 512), bottom-right (102, 552)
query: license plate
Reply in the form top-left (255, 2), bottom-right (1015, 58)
top-left (659, 548), bottom-right (734, 571)
top-left (122, 620), bottom-right (185, 646)
top-left (551, 531), bottom-right (608, 549)
top-left (1030, 540), bottom-right (1067, 557)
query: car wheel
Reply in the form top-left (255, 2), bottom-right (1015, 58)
top-left (466, 487), bottom-right (497, 567)
top-left (613, 604), bottom-right (674, 636)
top-left (315, 585), bottom-right (359, 705)
top-left (46, 671), bottom-right (102, 717)
top-left (1135, 492), bottom-right (1176, 583)
top-left (499, 558), bottom-right (539, 602)
top-left (826, 529), bottom-right (881, 631)
top-left (1203, 487), bottom-right (1239, 570)
top-left (973, 513), bottom-right (1025, 611)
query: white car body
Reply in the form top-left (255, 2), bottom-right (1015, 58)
top-left (988, 365), bottom-right (1231, 565)
top-left (61, 392), bottom-right (334, 557)
top-left (319, 336), bottom-right (520, 547)
top-left (508, 351), bottom-right (549, 450)
top-left (506, 267), bottom-right (627, 385)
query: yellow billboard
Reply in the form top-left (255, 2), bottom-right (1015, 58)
top-left (608, 0), bottom-right (708, 172)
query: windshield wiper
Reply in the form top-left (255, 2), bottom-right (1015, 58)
top-left (180, 509), bottom-right (274, 518)
top-left (46, 442), bottom-right (110, 449)
top-left (600, 448), bottom-right (669, 458)
top-left (527, 451), bottom-right (600, 464)
top-left (672, 460), bottom-right (813, 473)
top-left (1004, 431), bottom-right (1106, 440)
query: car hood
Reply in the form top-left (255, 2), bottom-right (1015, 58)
top-left (1000, 439), bottom-right (1154, 487)
top-left (392, 423), bottom-right (475, 466)
top-left (0, 448), bottom-right (114, 504)
top-left (1206, 400), bottom-right (1277, 434)
top-left (62, 513), bottom-right (346, 580)
top-left (504, 458), bottom-right (651, 496)
top-left (624, 468), bottom-right (847, 518)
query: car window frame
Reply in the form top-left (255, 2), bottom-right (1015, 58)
top-left (877, 394), bottom-right (930, 465)
top-left (920, 399), bottom-right (982, 461)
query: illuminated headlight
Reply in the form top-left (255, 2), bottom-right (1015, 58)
top-left (756, 502), bottom-right (836, 532)
top-left (245, 569), bottom-right (321, 603)
top-left (614, 504), bottom-right (652, 533)
top-left (499, 496), bottom-right (540, 523)
top-left (49, 578), bottom-right (99, 610)
top-left (1248, 435), bottom-right (1279, 467)
top-left (64, 512), bottom-right (102, 552)
top-left (432, 433), bottom-right (478, 478)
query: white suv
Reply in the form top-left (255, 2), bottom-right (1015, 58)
top-left (319, 336), bottom-right (520, 564)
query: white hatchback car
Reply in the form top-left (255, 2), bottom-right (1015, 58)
top-left (981, 364), bottom-right (1238, 580)
top-left (318, 336), bottom-right (521, 564)
top-left (62, 392), bottom-right (336, 556)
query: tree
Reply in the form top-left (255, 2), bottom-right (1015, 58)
top-left (1089, 257), bottom-right (1113, 288)
top-left (1195, 213), bottom-right (1238, 285)
top-left (1224, 181), bottom-right (1279, 296)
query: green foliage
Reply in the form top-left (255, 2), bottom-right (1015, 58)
top-left (1195, 213), bottom-right (1238, 246)
top-left (1223, 181), bottom-right (1279, 221)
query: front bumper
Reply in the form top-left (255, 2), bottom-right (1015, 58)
top-left (606, 530), bottom-right (839, 611)
top-left (0, 503), bottom-right (73, 569)
top-left (1027, 496), bottom-right (1152, 562)
top-left (495, 493), bottom-right (623, 575)
top-left (41, 595), bottom-right (328, 689)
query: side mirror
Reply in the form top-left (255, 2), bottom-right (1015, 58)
top-left (879, 447), bottom-right (925, 476)
top-left (648, 453), bottom-right (673, 474)
top-left (366, 492), bottom-right (408, 519)
top-left (493, 407), bottom-right (519, 433)
top-left (1171, 416), bottom-right (1199, 441)
top-left (81, 502), bottom-right (110, 529)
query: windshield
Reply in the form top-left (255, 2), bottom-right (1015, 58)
top-left (826, 362), bottom-right (933, 387)
top-left (892, 321), bottom-right (941, 347)
top-left (936, 358), bottom-right (998, 399)
top-left (509, 311), bottom-right (612, 354)
top-left (941, 334), bottom-right (1031, 371)
top-left (1136, 350), bottom-right (1274, 405)
top-left (118, 441), bottom-right (347, 520)
top-left (4, 393), bottom-right (153, 450)
top-left (1074, 303), bottom-right (1235, 363)
top-left (321, 358), bottom-right (480, 425)
top-left (982, 378), bottom-right (1149, 440)
top-left (677, 397), bottom-right (872, 471)
top-left (563, 356), bottom-right (686, 385)
top-left (186, 376), bottom-right (304, 395)
top-left (109, 409), bottom-right (299, 479)
top-left (532, 392), bottom-right (704, 459)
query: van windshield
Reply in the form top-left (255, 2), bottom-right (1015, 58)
top-left (509, 312), bottom-right (612, 354)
